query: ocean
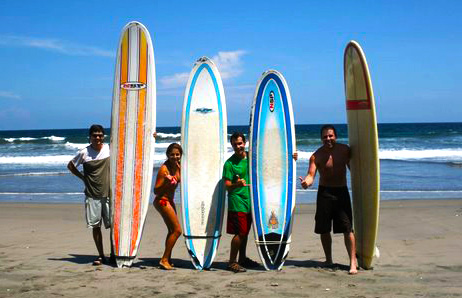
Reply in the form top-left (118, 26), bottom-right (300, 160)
top-left (1, 123), bottom-right (461, 204)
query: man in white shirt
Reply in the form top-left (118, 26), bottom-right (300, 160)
top-left (68, 124), bottom-right (113, 266)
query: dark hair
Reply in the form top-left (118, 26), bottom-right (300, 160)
top-left (89, 124), bottom-right (105, 136)
top-left (320, 124), bottom-right (337, 138)
top-left (166, 143), bottom-right (183, 157)
top-left (230, 132), bottom-right (246, 144)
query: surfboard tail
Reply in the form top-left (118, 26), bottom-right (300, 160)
top-left (184, 235), bottom-right (222, 270)
top-left (115, 256), bottom-right (136, 268)
top-left (255, 233), bottom-right (291, 270)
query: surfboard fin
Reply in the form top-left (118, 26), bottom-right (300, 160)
top-left (373, 246), bottom-right (380, 258)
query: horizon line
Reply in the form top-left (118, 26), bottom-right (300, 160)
top-left (1, 121), bottom-right (461, 132)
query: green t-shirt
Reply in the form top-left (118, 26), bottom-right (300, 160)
top-left (223, 153), bottom-right (250, 213)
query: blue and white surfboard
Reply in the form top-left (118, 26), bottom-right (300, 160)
top-left (180, 57), bottom-right (227, 270)
top-left (249, 70), bottom-right (296, 270)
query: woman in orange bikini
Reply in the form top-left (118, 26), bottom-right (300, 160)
top-left (154, 143), bottom-right (182, 270)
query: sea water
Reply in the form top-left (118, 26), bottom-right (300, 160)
top-left (1, 123), bottom-right (461, 203)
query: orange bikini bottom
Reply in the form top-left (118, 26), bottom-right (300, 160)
top-left (154, 197), bottom-right (175, 207)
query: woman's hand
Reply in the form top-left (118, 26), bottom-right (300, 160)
top-left (165, 174), bottom-right (178, 185)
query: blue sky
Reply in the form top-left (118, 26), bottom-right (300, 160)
top-left (1, 0), bottom-right (461, 130)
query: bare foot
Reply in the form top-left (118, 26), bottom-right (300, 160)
top-left (159, 260), bottom-right (175, 270)
top-left (349, 267), bottom-right (358, 275)
top-left (349, 260), bottom-right (358, 275)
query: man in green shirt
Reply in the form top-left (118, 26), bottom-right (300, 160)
top-left (223, 132), bottom-right (259, 273)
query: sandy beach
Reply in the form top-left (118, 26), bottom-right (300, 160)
top-left (1, 199), bottom-right (461, 297)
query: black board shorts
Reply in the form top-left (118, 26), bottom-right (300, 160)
top-left (314, 186), bottom-right (353, 234)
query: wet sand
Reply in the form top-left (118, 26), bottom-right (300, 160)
top-left (1, 199), bottom-right (461, 297)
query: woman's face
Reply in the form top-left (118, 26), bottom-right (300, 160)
top-left (167, 148), bottom-right (181, 164)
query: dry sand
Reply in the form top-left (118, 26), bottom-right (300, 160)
top-left (1, 199), bottom-right (461, 297)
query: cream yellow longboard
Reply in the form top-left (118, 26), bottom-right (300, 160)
top-left (344, 40), bottom-right (380, 269)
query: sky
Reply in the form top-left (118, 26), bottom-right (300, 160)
top-left (0, 0), bottom-right (461, 130)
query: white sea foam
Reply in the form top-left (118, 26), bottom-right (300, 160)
top-left (292, 148), bottom-right (462, 162)
top-left (0, 171), bottom-right (68, 177)
top-left (296, 151), bottom-right (314, 160)
top-left (44, 135), bottom-right (65, 141)
top-left (65, 141), bottom-right (176, 150)
top-left (2, 147), bottom-right (461, 165)
top-left (3, 135), bottom-right (66, 142)
top-left (0, 155), bottom-right (74, 164)
top-left (156, 132), bottom-right (181, 138)
top-left (0, 154), bottom-right (169, 165)
top-left (155, 142), bottom-right (177, 149)
top-left (64, 142), bottom-right (87, 150)
top-left (379, 148), bottom-right (462, 162)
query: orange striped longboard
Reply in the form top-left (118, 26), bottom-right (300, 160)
top-left (110, 21), bottom-right (156, 268)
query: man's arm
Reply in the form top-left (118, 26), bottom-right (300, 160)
top-left (224, 175), bottom-right (246, 192)
top-left (67, 161), bottom-right (84, 181)
top-left (299, 154), bottom-right (317, 189)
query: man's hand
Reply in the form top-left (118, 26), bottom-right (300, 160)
top-left (292, 152), bottom-right (298, 161)
top-left (234, 175), bottom-right (246, 187)
top-left (67, 161), bottom-right (85, 181)
top-left (299, 176), bottom-right (313, 189)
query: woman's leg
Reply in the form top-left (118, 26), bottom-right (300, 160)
top-left (154, 200), bottom-right (182, 269)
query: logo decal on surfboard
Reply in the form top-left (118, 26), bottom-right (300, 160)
top-left (121, 82), bottom-right (147, 91)
top-left (269, 91), bottom-right (275, 112)
top-left (195, 107), bottom-right (214, 114)
top-left (268, 210), bottom-right (279, 229)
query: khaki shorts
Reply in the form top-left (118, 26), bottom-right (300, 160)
top-left (85, 196), bottom-right (111, 229)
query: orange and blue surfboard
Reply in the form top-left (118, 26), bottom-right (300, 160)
top-left (110, 21), bottom-right (156, 268)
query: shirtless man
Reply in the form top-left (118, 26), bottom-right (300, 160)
top-left (299, 124), bottom-right (358, 275)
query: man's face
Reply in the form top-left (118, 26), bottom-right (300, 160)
top-left (321, 129), bottom-right (336, 148)
top-left (231, 136), bottom-right (246, 155)
top-left (90, 131), bottom-right (104, 147)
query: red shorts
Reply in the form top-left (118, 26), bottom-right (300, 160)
top-left (227, 211), bottom-right (252, 236)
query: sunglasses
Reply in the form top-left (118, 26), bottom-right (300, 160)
top-left (91, 134), bottom-right (104, 138)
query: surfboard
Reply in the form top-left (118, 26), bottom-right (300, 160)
top-left (344, 40), bottom-right (380, 269)
top-left (249, 70), bottom-right (296, 270)
top-left (181, 57), bottom-right (227, 270)
top-left (110, 21), bottom-right (156, 268)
